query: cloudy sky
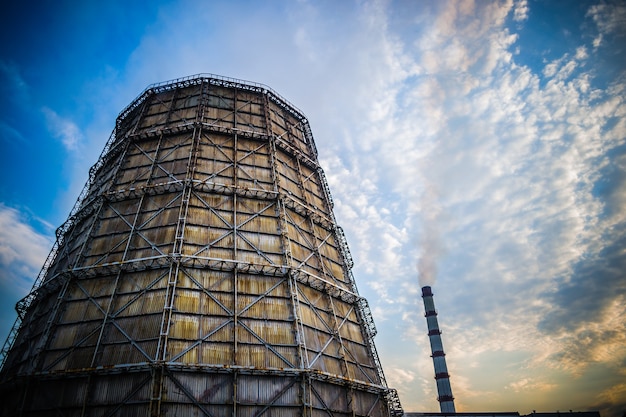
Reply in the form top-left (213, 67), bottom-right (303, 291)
top-left (1, 0), bottom-right (625, 415)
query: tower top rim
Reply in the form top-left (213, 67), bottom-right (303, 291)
top-left (116, 73), bottom-right (308, 127)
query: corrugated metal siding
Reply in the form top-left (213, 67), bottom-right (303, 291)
top-left (237, 274), bottom-right (286, 296)
top-left (310, 379), bottom-right (350, 412)
top-left (201, 341), bottom-right (233, 364)
top-left (90, 373), bottom-right (151, 404)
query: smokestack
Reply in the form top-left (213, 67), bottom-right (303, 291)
top-left (421, 286), bottom-right (456, 413)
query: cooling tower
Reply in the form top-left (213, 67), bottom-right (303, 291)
top-left (421, 286), bottom-right (455, 413)
top-left (0, 74), bottom-right (403, 416)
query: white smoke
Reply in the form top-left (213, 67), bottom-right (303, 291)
top-left (417, 181), bottom-right (444, 287)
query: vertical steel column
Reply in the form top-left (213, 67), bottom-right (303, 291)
top-left (292, 138), bottom-right (355, 414)
top-left (90, 190), bottom-right (147, 368)
top-left (30, 194), bottom-right (104, 372)
top-left (151, 90), bottom-right (202, 415)
top-left (265, 93), bottom-right (310, 415)
top-left (232, 87), bottom-right (239, 417)
top-left (295, 157), bottom-right (330, 279)
top-left (329, 295), bottom-right (356, 416)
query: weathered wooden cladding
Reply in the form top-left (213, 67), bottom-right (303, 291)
top-left (0, 74), bottom-right (402, 417)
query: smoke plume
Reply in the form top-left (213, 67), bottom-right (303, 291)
top-left (417, 182), bottom-right (444, 287)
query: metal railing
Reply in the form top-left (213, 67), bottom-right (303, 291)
top-left (117, 73), bottom-right (310, 129)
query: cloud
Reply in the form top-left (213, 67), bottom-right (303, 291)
top-left (0, 204), bottom-right (54, 297)
top-left (587, 2), bottom-right (626, 51)
top-left (538, 233), bottom-right (626, 374)
top-left (513, 0), bottom-right (529, 22)
top-left (587, 2), bottom-right (626, 38)
top-left (0, 61), bottom-right (29, 144)
top-left (0, 120), bottom-right (26, 144)
top-left (385, 366), bottom-right (416, 388)
top-left (41, 107), bottom-right (83, 152)
top-left (594, 381), bottom-right (626, 417)
top-left (0, 60), bottom-right (28, 101)
top-left (506, 377), bottom-right (557, 393)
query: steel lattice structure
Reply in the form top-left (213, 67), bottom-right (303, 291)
top-left (0, 74), bottom-right (403, 417)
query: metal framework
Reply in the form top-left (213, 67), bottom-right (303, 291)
top-left (0, 74), bottom-right (403, 417)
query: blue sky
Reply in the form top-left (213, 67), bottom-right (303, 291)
top-left (1, 0), bottom-right (625, 415)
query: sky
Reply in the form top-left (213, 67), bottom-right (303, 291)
top-left (0, 0), bottom-right (625, 415)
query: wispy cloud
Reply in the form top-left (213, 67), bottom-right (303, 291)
top-left (594, 381), bottom-right (626, 417)
top-left (593, 2), bottom-right (626, 36)
top-left (0, 120), bottom-right (26, 144)
top-left (513, 0), bottom-right (529, 23)
top-left (0, 60), bottom-right (28, 101)
top-left (41, 107), bottom-right (83, 152)
top-left (0, 204), bottom-right (53, 297)
top-left (0, 60), bottom-right (29, 145)
top-left (587, 2), bottom-right (626, 48)
top-left (507, 377), bottom-right (558, 393)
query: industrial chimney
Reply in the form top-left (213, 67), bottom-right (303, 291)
top-left (421, 285), bottom-right (456, 413)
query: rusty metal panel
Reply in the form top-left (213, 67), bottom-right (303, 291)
top-left (198, 131), bottom-right (234, 149)
top-left (146, 99), bottom-right (170, 116)
top-left (238, 275), bottom-right (286, 298)
top-left (139, 112), bottom-right (168, 129)
top-left (234, 89), bottom-right (261, 104)
top-left (235, 113), bottom-right (266, 133)
top-left (78, 277), bottom-right (116, 298)
top-left (344, 338), bottom-right (375, 365)
top-left (193, 192), bottom-right (234, 211)
top-left (302, 326), bottom-right (326, 353)
top-left (64, 346), bottom-right (95, 369)
top-left (173, 372), bottom-right (233, 403)
top-left (196, 157), bottom-right (237, 184)
top-left (48, 325), bottom-right (78, 352)
top-left (202, 341), bottom-right (233, 364)
top-left (325, 259), bottom-right (345, 282)
top-left (238, 230), bottom-right (281, 252)
top-left (183, 268), bottom-right (233, 292)
top-left (338, 319), bottom-right (364, 343)
top-left (240, 215), bottom-right (279, 235)
top-left (169, 316), bottom-right (199, 341)
top-left (236, 344), bottom-right (296, 369)
top-left (83, 300), bottom-right (108, 321)
top-left (90, 372), bottom-right (152, 404)
top-left (354, 390), bottom-right (385, 415)
top-left (241, 319), bottom-right (294, 346)
top-left (185, 206), bottom-right (211, 225)
top-left (237, 249), bottom-right (269, 265)
top-left (199, 316), bottom-right (232, 337)
top-left (138, 206), bottom-right (180, 229)
top-left (279, 174), bottom-right (304, 199)
top-left (100, 343), bottom-right (140, 366)
top-left (310, 380), bottom-right (351, 413)
top-left (209, 85), bottom-right (235, 100)
top-left (237, 375), bottom-right (299, 405)
top-left (182, 224), bottom-right (206, 248)
top-left (113, 290), bottom-right (165, 317)
top-left (235, 198), bottom-right (274, 215)
top-left (174, 95), bottom-right (200, 111)
top-left (216, 108), bottom-right (236, 127)
top-left (206, 96), bottom-right (234, 112)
